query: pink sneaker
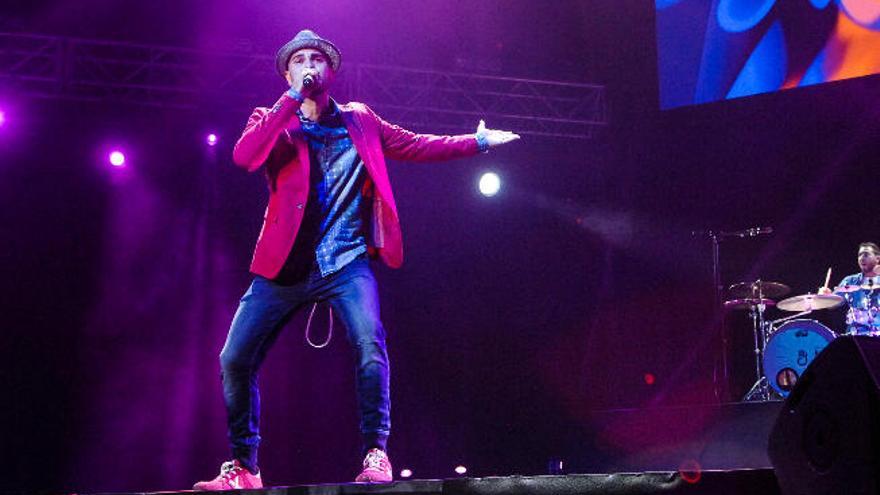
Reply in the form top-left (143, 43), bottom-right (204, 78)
top-left (355, 448), bottom-right (393, 483)
top-left (193, 460), bottom-right (263, 490)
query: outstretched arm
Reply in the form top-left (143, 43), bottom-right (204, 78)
top-left (374, 106), bottom-right (520, 162)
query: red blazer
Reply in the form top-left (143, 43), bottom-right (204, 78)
top-left (232, 93), bottom-right (481, 279)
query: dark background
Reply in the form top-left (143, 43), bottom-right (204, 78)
top-left (2, 0), bottom-right (879, 492)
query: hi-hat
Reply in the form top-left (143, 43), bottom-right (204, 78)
top-left (776, 293), bottom-right (844, 312)
top-left (728, 281), bottom-right (791, 299)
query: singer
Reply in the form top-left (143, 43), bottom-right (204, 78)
top-left (193, 29), bottom-right (520, 490)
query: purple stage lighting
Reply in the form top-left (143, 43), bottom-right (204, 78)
top-left (400, 468), bottom-right (413, 478)
top-left (206, 133), bottom-right (218, 146)
top-left (0, 109), bottom-right (5, 127)
top-left (108, 150), bottom-right (126, 167)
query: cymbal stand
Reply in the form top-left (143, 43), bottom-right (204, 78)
top-left (743, 284), bottom-right (773, 402)
top-left (709, 231), bottom-right (728, 401)
top-left (698, 227), bottom-right (772, 402)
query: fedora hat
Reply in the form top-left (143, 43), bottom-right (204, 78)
top-left (275, 29), bottom-right (341, 77)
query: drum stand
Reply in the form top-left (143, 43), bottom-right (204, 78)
top-left (743, 298), bottom-right (773, 402)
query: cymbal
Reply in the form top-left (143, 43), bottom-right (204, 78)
top-left (723, 298), bottom-right (775, 310)
top-left (776, 293), bottom-right (844, 312)
top-left (728, 281), bottom-right (791, 299)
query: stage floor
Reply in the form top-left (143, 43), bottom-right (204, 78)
top-left (92, 470), bottom-right (780, 495)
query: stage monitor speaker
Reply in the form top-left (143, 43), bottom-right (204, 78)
top-left (768, 336), bottom-right (880, 495)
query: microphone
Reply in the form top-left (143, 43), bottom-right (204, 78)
top-left (303, 74), bottom-right (316, 88)
top-left (748, 226), bottom-right (773, 236)
top-left (731, 226), bottom-right (773, 237)
top-left (689, 226), bottom-right (773, 239)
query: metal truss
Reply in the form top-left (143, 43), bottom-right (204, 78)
top-left (353, 64), bottom-right (607, 139)
top-left (0, 32), bottom-right (607, 140)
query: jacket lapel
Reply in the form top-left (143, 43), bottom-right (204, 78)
top-left (338, 103), bottom-right (373, 174)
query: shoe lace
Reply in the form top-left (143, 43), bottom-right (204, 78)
top-left (364, 450), bottom-right (388, 470)
top-left (219, 461), bottom-right (239, 481)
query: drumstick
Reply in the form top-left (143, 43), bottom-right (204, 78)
top-left (823, 267), bottom-right (832, 290)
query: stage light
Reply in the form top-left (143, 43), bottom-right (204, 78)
top-left (454, 465), bottom-right (467, 475)
top-left (644, 372), bottom-right (656, 385)
top-left (678, 459), bottom-right (702, 484)
top-left (0, 109), bottom-right (5, 127)
top-left (108, 150), bottom-right (126, 167)
top-left (206, 133), bottom-right (218, 146)
top-left (400, 468), bottom-right (413, 478)
top-left (478, 172), bottom-right (501, 197)
top-left (548, 457), bottom-right (565, 475)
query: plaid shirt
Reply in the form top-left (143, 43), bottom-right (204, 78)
top-left (298, 102), bottom-right (369, 277)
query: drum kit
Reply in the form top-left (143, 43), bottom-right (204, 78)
top-left (723, 279), bottom-right (855, 401)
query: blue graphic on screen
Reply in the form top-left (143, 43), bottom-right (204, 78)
top-left (726, 21), bottom-right (786, 99)
top-left (656, 0), bottom-right (880, 109)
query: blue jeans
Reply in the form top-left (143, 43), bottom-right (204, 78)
top-left (219, 258), bottom-right (390, 473)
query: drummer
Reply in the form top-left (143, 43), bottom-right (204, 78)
top-left (820, 242), bottom-right (880, 335)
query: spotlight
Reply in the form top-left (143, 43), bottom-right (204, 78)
top-left (0, 109), bottom-right (5, 127)
top-left (454, 465), bottom-right (467, 476)
top-left (206, 133), bottom-right (218, 146)
top-left (400, 468), bottom-right (413, 478)
top-left (108, 150), bottom-right (126, 167)
top-left (478, 172), bottom-right (501, 197)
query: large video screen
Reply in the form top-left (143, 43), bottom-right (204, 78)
top-left (656, 0), bottom-right (880, 109)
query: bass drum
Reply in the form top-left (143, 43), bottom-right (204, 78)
top-left (762, 319), bottom-right (836, 397)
